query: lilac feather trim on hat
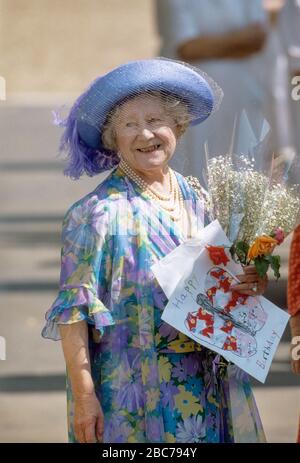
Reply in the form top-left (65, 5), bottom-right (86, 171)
top-left (51, 103), bottom-right (119, 180)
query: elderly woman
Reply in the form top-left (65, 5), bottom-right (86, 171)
top-left (42, 59), bottom-right (267, 443)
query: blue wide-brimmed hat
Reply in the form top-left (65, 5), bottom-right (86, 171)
top-left (54, 58), bottom-right (222, 179)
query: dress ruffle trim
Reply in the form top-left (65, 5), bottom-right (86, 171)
top-left (41, 284), bottom-right (114, 341)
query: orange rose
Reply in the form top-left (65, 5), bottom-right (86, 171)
top-left (247, 235), bottom-right (278, 260)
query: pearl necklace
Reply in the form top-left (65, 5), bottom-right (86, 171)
top-left (119, 158), bottom-right (173, 200)
top-left (118, 159), bottom-right (184, 221)
top-left (148, 165), bottom-right (174, 201)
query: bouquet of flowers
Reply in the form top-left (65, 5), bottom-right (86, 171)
top-left (195, 112), bottom-right (300, 279)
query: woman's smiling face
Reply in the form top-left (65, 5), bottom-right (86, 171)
top-left (114, 95), bottom-right (180, 172)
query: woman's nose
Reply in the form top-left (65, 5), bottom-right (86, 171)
top-left (138, 127), bottom-right (155, 139)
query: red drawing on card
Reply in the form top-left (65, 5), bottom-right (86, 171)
top-left (184, 267), bottom-right (267, 357)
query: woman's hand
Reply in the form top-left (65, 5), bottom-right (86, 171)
top-left (230, 265), bottom-right (268, 296)
top-left (74, 392), bottom-right (104, 443)
top-left (59, 322), bottom-right (103, 442)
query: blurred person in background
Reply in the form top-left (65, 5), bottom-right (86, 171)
top-left (276, 0), bottom-right (300, 156)
top-left (262, 0), bottom-right (300, 182)
top-left (155, 0), bottom-right (269, 183)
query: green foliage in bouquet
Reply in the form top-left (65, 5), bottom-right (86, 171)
top-left (206, 155), bottom-right (300, 280)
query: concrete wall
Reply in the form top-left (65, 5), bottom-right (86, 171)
top-left (0, 0), bottom-right (160, 95)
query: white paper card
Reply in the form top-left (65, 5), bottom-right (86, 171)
top-left (151, 220), bottom-right (290, 383)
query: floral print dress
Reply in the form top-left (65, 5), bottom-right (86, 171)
top-left (42, 166), bottom-right (266, 443)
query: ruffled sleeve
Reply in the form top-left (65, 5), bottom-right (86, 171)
top-left (41, 194), bottom-right (115, 341)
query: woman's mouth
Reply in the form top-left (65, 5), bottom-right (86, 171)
top-left (137, 144), bottom-right (161, 153)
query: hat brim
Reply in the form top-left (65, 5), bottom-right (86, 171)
top-left (75, 59), bottom-right (214, 150)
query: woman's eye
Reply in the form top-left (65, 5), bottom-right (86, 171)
top-left (148, 118), bottom-right (160, 123)
top-left (125, 122), bottom-right (136, 127)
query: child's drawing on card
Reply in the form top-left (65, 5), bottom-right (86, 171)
top-left (184, 266), bottom-right (268, 358)
top-left (157, 221), bottom-right (290, 382)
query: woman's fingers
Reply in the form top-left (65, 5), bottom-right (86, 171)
top-left (75, 417), bottom-right (98, 443)
top-left (84, 419), bottom-right (97, 443)
top-left (230, 278), bottom-right (267, 296)
top-left (242, 265), bottom-right (257, 274)
top-left (96, 414), bottom-right (104, 443)
top-left (74, 423), bottom-right (86, 443)
top-left (230, 265), bottom-right (268, 296)
top-left (73, 393), bottom-right (103, 443)
top-left (230, 284), bottom-right (259, 296)
top-left (233, 274), bottom-right (259, 284)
